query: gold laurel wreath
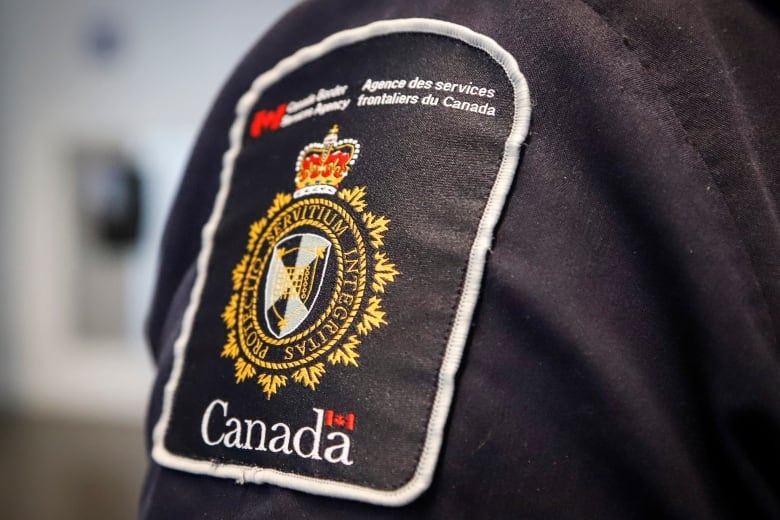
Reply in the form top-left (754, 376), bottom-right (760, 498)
top-left (220, 186), bottom-right (398, 398)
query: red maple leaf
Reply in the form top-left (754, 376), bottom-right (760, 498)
top-left (333, 414), bottom-right (346, 427)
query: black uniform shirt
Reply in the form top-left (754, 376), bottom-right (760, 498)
top-left (141, 1), bottom-right (780, 518)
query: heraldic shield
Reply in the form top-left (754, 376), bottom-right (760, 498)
top-left (264, 233), bottom-right (331, 338)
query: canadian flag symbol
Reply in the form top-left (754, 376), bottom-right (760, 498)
top-left (324, 410), bottom-right (356, 431)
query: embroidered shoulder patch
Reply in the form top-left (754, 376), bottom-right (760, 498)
top-left (152, 18), bottom-right (530, 506)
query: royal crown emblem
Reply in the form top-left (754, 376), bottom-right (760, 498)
top-left (294, 125), bottom-right (360, 198)
top-left (220, 125), bottom-right (398, 398)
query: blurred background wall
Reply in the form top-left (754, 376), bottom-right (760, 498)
top-left (0, 0), bottom-right (298, 518)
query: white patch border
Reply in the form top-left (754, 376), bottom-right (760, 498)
top-left (152, 18), bottom-right (532, 506)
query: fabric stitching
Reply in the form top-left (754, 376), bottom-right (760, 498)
top-left (577, 0), bottom-right (778, 348)
top-left (150, 17), bottom-right (531, 506)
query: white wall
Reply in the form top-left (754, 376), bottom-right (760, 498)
top-left (0, 0), bottom-right (298, 422)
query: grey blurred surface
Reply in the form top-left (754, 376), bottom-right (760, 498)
top-left (0, 0), bottom-right (298, 517)
top-left (0, 415), bottom-right (146, 520)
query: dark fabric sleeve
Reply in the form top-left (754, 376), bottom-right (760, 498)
top-left (141, 1), bottom-right (780, 518)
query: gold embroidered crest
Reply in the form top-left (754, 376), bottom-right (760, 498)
top-left (221, 125), bottom-right (398, 398)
